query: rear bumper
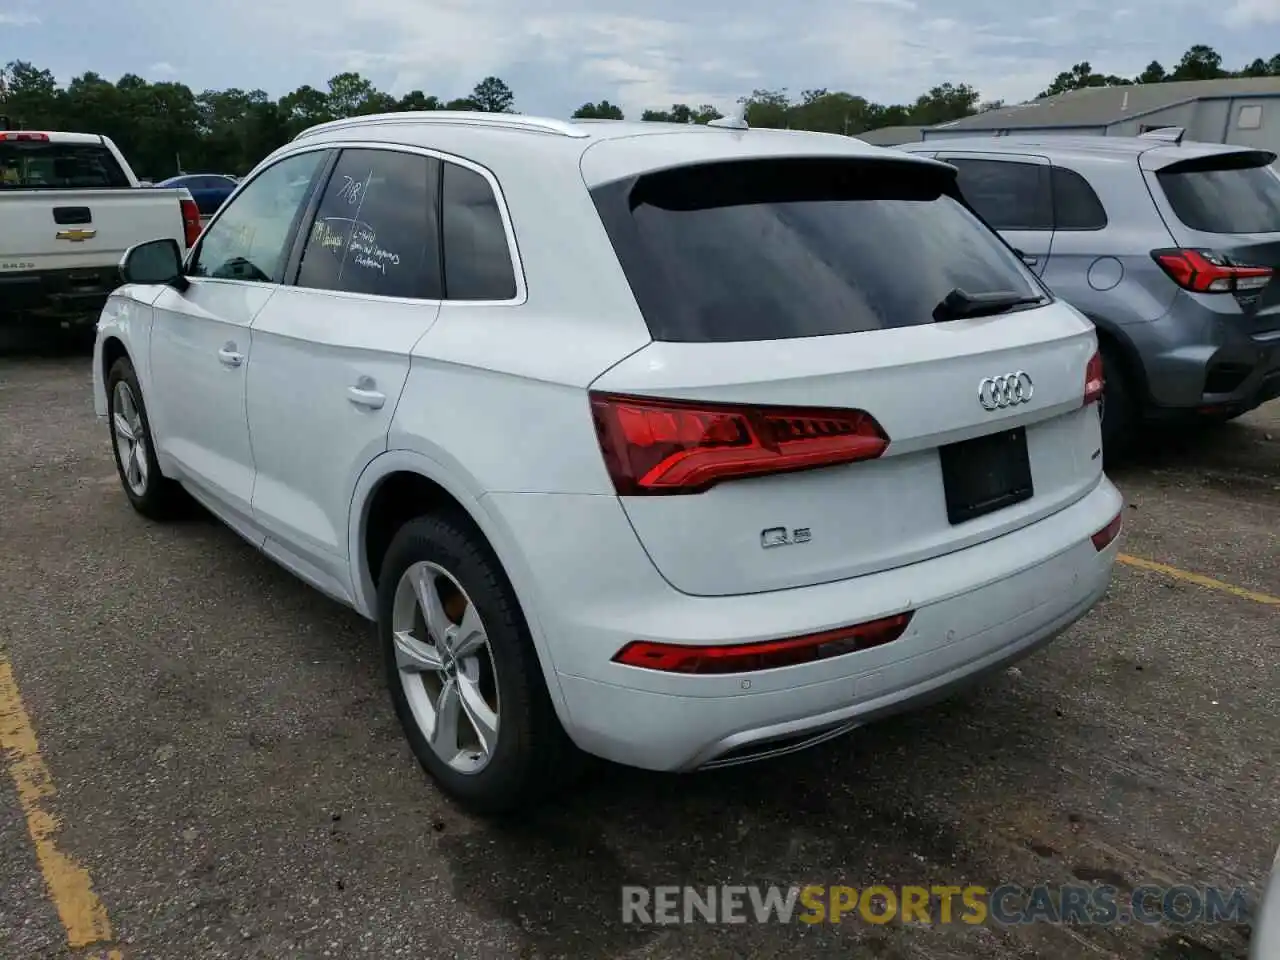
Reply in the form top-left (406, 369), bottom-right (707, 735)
top-left (486, 476), bottom-right (1123, 772)
top-left (0, 267), bottom-right (117, 326)
top-left (1128, 294), bottom-right (1280, 414)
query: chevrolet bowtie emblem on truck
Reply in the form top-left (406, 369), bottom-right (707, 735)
top-left (55, 228), bottom-right (96, 242)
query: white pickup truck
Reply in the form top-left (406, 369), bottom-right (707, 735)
top-left (0, 129), bottom-right (203, 337)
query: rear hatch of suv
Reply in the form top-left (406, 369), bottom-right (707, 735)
top-left (1142, 146), bottom-right (1280, 332)
top-left (585, 148), bottom-right (1105, 597)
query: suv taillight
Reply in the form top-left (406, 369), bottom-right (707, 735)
top-left (178, 190), bottom-right (202, 250)
top-left (1152, 248), bottom-right (1273, 294)
top-left (589, 392), bottom-right (889, 496)
top-left (1083, 349), bottom-right (1104, 407)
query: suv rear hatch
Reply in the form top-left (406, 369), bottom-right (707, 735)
top-left (587, 153), bottom-right (1104, 597)
top-left (1143, 146), bottom-right (1280, 330)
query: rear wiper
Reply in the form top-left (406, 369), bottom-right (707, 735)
top-left (933, 288), bottom-right (1046, 322)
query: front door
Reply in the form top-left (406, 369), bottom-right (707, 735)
top-left (246, 146), bottom-right (444, 592)
top-left (147, 148), bottom-right (330, 529)
top-left (935, 152), bottom-right (1055, 277)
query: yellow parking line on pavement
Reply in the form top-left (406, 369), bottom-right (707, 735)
top-left (1118, 554), bottom-right (1280, 607)
top-left (0, 657), bottom-right (117, 950)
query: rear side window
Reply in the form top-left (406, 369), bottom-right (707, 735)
top-left (441, 162), bottom-right (517, 301)
top-left (1051, 166), bottom-right (1108, 231)
top-left (1156, 155), bottom-right (1280, 234)
top-left (591, 157), bottom-right (1042, 343)
top-left (0, 141), bottom-right (130, 189)
top-left (946, 158), bottom-right (1053, 231)
top-left (296, 148), bottom-right (442, 299)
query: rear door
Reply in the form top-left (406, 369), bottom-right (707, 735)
top-left (587, 154), bottom-right (1102, 597)
top-left (933, 152), bottom-right (1055, 276)
top-left (246, 145), bottom-right (444, 592)
top-left (1143, 147), bottom-right (1280, 330)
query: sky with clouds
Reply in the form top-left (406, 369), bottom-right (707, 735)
top-left (2, 0), bottom-right (1278, 118)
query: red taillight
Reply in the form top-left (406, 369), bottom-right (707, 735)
top-left (612, 613), bottom-right (914, 674)
top-left (1083, 349), bottom-right (1105, 407)
top-left (0, 131), bottom-right (50, 141)
top-left (1091, 510), bottom-right (1123, 551)
top-left (178, 191), bottom-right (202, 250)
top-left (589, 392), bottom-right (889, 496)
top-left (1152, 248), bottom-right (1273, 294)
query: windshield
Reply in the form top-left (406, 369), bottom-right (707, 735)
top-left (591, 157), bottom-right (1042, 343)
top-left (0, 140), bottom-right (131, 189)
top-left (1157, 155), bottom-right (1280, 235)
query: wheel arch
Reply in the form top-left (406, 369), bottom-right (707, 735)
top-left (101, 334), bottom-right (130, 386)
top-left (348, 449), bottom-right (576, 728)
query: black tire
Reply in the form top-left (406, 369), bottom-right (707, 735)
top-left (1099, 343), bottom-right (1136, 458)
top-left (106, 356), bottom-right (187, 520)
top-left (377, 512), bottom-right (580, 815)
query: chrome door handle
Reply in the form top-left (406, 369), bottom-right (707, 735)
top-left (347, 386), bottom-right (386, 410)
top-left (217, 346), bottom-right (243, 367)
top-left (1021, 254), bottom-right (1039, 267)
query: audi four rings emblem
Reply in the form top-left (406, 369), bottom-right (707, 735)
top-left (978, 372), bottom-right (1034, 410)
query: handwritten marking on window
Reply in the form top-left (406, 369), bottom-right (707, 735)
top-left (336, 173), bottom-right (370, 206)
top-left (349, 222), bottom-right (401, 275)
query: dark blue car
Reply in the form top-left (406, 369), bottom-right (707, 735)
top-left (154, 173), bottom-right (238, 217)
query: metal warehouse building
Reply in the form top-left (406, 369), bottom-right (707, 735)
top-left (918, 77), bottom-right (1280, 153)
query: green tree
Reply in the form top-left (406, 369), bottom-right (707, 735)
top-left (740, 88), bottom-right (791, 128)
top-left (398, 90), bottom-right (443, 111)
top-left (278, 84), bottom-right (333, 136)
top-left (1171, 45), bottom-right (1225, 81)
top-left (908, 82), bottom-right (981, 125)
top-left (641, 103), bottom-right (723, 123)
top-left (571, 100), bottom-right (624, 119)
top-left (470, 76), bottom-right (514, 113)
top-left (1038, 62), bottom-right (1127, 98)
top-left (1136, 61), bottom-right (1167, 84)
top-left (0, 61), bottom-right (62, 128)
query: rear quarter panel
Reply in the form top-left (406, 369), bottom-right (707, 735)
top-left (1039, 155), bottom-right (1180, 329)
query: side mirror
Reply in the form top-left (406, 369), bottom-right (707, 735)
top-left (119, 238), bottom-right (188, 290)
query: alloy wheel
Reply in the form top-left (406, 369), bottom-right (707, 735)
top-left (112, 380), bottom-right (149, 496)
top-left (391, 561), bottom-right (501, 774)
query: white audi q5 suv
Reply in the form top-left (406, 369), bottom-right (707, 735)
top-left (93, 111), bottom-right (1124, 813)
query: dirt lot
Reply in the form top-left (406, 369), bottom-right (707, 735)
top-left (1, 355), bottom-right (1277, 960)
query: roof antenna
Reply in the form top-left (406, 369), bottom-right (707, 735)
top-left (707, 101), bottom-right (749, 131)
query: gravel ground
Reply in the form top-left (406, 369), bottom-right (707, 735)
top-left (0, 355), bottom-right (1276, 960)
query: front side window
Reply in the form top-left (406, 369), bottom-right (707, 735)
top-left (946, 158), bottom-right (1053, 232)
top-left (295, 148), bottom-right (442, 299)
top-left (190, 150), bottom-right (326, 282)
top-left (591, 157), bottom-right (1041, 343)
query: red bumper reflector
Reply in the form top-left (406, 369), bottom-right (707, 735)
top-left (1083, 349), bottom-right (1104, 407)
top-left (1091, 511), bottom-right (1123, 551)
top-left (612, 612), bottom-right (914, 675)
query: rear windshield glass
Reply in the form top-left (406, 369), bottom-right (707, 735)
top-left (591, 157), bottom-right (1042, 342)
top-left (0, 141), bottom-right (130, 190)
top-left (1156, 156), bottom-right (1280, 234)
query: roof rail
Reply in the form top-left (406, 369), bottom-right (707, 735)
top-left (293, 111), bottom-right (591, 141)
top-left (1139, 126), bottom-right (1185, 145)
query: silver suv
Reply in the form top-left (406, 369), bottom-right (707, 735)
top-left (901, 132), bottom-right (1280, 449)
